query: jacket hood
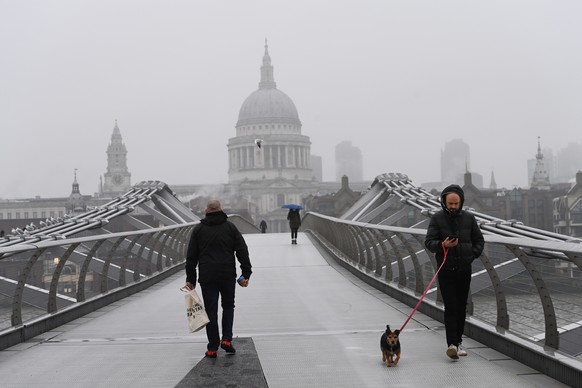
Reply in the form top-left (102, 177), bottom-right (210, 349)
top-left (440, 184), bottom-right (465, 212)
top-left (201, 211), bottom-right (228, 226)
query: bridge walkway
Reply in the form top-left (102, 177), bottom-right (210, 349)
top-left (0, 233), bottom-right (567, 387)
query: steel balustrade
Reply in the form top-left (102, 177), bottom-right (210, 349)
top-left (302, 211), bottom-right (582, 385)
top-left (1, 174), bottom-right (580, 383)
top-left (0, 222), bottom-right (256, 346)
top-left (0, 180), bottom-right (260, 350)
top-left (0, 224), bottom-right (198, 351)
top-left (303, 212), bottom-right (582, 349)
top-left (332, 173), bottom-right (582, 350)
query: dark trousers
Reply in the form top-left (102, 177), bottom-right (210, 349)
top-left (437, 266), bottom-right (471, 347)
top-left (200, 279), bottom-right (236, 351)
top-left (290, 228), bottom-right (298, 239)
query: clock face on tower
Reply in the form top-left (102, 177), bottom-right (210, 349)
top-left (113, 174), bottom-right (123, 185)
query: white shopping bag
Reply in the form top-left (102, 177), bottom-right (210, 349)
top-left (181, 287), bottom-right (210, 333)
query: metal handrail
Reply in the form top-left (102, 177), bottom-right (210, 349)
top-left (301, 212), bottom-right (582, 362)
top-left (0, 222), bottom-right (198, 349)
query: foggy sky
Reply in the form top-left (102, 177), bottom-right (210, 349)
top-left (2, 1), bottom-right (582, 199)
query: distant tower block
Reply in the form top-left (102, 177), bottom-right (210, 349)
top-left (335, 141), bottom-right (363, 182)
top-left (441, 139), bottom-right (470, 185)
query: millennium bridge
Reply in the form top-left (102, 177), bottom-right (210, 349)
top-left (0, 175), bottom-right (581, 387)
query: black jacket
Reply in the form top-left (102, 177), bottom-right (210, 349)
top-left (185, 211), bottom-right (252, 284)
top-left (287, 210), bottom-right (301, 229)
top-left (424, 185), bottom-right (484, 270)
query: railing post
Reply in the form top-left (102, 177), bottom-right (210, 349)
top-left (146, 231), bottom-right (164, 276)
top-left (156, 231), bottom-right (172, 271)
top-left (394, 232), bottom-right (425, 295)
top-left (347, 225), bottom-right (365, 268)
top-left (48, 243), bottom-right (80, 313)
top-left (506, 245), bottom-right (559, 349)
top-left (384, 232), bottom-right (407, 288)
top-left (477, 250), bottom-right (509, 329)
top-left (11, 248), bottom-right (47, 326)
top-left (359, 226), bottom-right (377, 273)
top-left (164, 228), bottom-right (180, 266)
top-left (101, 236), bottom-right (126, 293)
top-left (134, 233), bottom-right (155, 281)
top-left (78, 240), bottom-right (106, 302)
top-left (118, 234), bottom-right (145, 287)
top-left (340, 223), bottom-right (357, 264)
top-left (371, 229), bottom-right (393, 281)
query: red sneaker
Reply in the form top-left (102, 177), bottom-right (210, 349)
top-left (220, 340), bottom-right (236, 354)
top-left (205, 350), bottom-right (218, 358)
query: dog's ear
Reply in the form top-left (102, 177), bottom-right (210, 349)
top-left (395, 329), bottom-right (401, 336)
top-left (386, 325), bottom-right (391, 332)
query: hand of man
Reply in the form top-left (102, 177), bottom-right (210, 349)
top-left (185, 282), bottom-right (195, 290)
top-left (443, 237), bottom-right (459, 248)
top-left (239, 279), bottom-right (249, 287)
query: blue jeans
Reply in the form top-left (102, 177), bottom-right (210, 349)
top-left (200, 279), bottom-right (236, 351)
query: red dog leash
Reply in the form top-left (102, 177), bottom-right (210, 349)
top-left (400, 243), bottom-right (449, 332)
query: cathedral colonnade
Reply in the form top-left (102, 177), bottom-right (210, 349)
top-left (229, 144), bottom-right (311, 170)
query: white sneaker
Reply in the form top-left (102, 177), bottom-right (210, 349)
top-left (457, 345), bottom-right (467, 356)
top-left (447, 344), bottom-right (459, 359)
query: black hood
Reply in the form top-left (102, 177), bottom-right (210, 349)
top-left (440, 184), bottom-right (465, 212)
top-left (201, 211), bottom-right (228, 226)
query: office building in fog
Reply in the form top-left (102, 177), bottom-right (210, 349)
top-left (441, 139), bottom-right (470, 186)
top-left (555, 142), bottom-right (582, 183)
top-left (311, 155), bottom-right (323, 182)
top-left (554, 171), bottom-right (582, 237)
top-left (335, 141), bottom-right (363, 182)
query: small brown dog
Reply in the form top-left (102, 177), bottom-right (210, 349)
top-left (380, 325), bottom-right (401, 367)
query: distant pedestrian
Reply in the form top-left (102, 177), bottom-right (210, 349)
top-left (259, 220), bottom-right (267, 233)
top-left (287, 209), bottom-right (301, 244)
top-left (0, 230), bottom-right (4, 238)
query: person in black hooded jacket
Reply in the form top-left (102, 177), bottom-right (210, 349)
top-left (287, 209), bottom-right (301, 244)
top-left (185, 199), bottom-right (252, 358)
top-left (425, 184), bottom-right (484, 360)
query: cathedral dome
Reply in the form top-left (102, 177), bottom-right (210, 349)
top-left (237, 88), bottom-right (300, 126)
top-left (228, 41), bottom-right (313, 185)
top-left (235, 41), bottom-right (301, 128)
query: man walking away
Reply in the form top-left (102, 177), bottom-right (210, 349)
top-left (185, 199), bottom-right (253, 358)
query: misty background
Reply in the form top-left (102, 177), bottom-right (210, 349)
top-left (2, 0), bottom-right (581, 199)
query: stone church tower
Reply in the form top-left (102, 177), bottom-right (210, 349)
top-left (66, 169), bottom-right (86, 214)
top-left (531, 136), bottom-right (550, 190)
top-left (101, 120), bottom-right (131, 197)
